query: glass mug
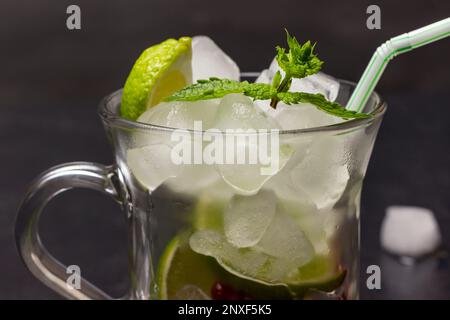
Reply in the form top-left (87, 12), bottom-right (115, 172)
top-left (15, 80), bottom-right (385, 300)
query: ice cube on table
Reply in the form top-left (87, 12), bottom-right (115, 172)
top-left (213, 94), bottom-right (290, 195)
top-left (224, 189), bottom-right (277, 248)
top-left (267, 58), bottom-right (340, 101)
top-left (192, 36), bottom-right (240, 82)
top-left (380, 206), bottom-right (442, 258)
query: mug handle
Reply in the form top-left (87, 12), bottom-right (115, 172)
top-left (15, 162), bottom-right (128, 300)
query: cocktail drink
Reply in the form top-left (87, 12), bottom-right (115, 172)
top-left (107, 33), bottom-right (384, 300)
top-left (15, 32), bottom-right (385, 300)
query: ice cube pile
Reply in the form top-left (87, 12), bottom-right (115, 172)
top-left (190, 190), bottom-right (315, 283)
top-left (128, 36), bottom-right (349, 200)
top-left (127, 36), bottom-right (353, 282)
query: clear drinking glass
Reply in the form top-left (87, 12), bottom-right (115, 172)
top-left (15, 80), bottom-right (386, 300)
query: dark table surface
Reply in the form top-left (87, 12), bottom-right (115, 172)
top-left (0, 91), bottom-right (449, 300)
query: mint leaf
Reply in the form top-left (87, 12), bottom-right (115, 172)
top-left (164, 78), bottom-right (277, 102)
top-left (165, 78), bottom-right (370, 119)
top-left (277, 92), bottom-right (371, 119)
top-left (276, 30), bottom-right (323, 79)
top-left (165, 78), bottom-right (246, 101)
top-left (244, 82), bottom-right (277, 100)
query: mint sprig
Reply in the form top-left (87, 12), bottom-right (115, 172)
top-left (165, 78), bottom-right (278, 102)
top-left (276, 31), bottom-right (323, 79)
top-left (164, 30), bottom-right (372, 120)
top-left (270, 30), bottom-right (323, 108)
top-left (164, 78), bottom-right (371, 119)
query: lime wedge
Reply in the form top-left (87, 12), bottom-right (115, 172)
top-left (157, 233), bottom-right (345, 300)
top-left (157, 234), bottom-right (218, 300)
top-left (286, 255), bottom-right (347, 297)
top-left (156, 233), bottom-right (291, 300)
top-left (121, 37), bottom-right (192, 120)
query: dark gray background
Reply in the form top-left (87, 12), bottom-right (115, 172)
top-left (0, 0), bottom-right (449, 299)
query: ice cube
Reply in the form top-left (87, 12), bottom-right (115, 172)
top-left (189, 230), bottom-right (299, 283)
top-left (192, 36), bottom-right (240, 82)
top-left (164, 164), bottom-right (222, 195)
top-left (224, 189), bottom-right (277, 248)
top-left (264, 154), bottom-right (334, 256)
top-left (268, 58), bottom-right (340, 101)
top-left (189, 229), bottom-right (226, 256)
top-left (380, 206), bottom-right (442, 258)
top-left (280, 200), bottom-right (330, 255)
top-left (213, 94), bottom-right (290, 195)
top-left (189, 230), bottom-right (268, 279)
top-left (127, 144), bottom-right (182, 191)
top-left (290, 136), bottom-right (349, 210)
top-left (265, 132), bottom-right (346, 255)
top-left (128, 138), bottom-right (223, 195)
top-left (256, 206), bottom-right (314, 267)
top-left (266, 135), bottom-right (348, 210)
top-left (255, 69), bottom-right (271, 87)
top-left (213, 93), bottom-right (279, 130)
top-left (130, 99), bottom-right (223, 194)
top-left (137, 99), bottom-right (220, 130)
top-left (265, 102), bottom-right (343, 130)
top-left (256, 65), bottom-right (342, 130)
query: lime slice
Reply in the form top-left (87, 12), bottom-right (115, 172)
top-left (157, 234), bottom-right (218, 300)
top-left (121, 37), bottom-right (192, 120)
top-left (286, 255), bottom-right (347, 297)
top-left (157, 233), bottom-right (345, 300)
top-left (156, 233), bottom-right (291, 300)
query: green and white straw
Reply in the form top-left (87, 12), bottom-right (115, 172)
top-left (347, 18), bottom-right (450, 112)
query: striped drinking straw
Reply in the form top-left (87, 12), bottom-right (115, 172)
top-left (347, 18), bottom-right (450, 112)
